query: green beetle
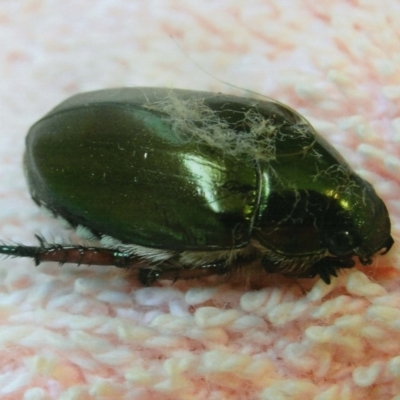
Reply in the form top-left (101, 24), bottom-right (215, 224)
top-left (0, 88), bottom-right (393, 284)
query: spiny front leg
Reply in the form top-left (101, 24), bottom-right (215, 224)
top-left (298, 256), bottom-right (355, 284)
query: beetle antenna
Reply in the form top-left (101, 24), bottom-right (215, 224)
top-left (169, 35), bottom-right (273, 102)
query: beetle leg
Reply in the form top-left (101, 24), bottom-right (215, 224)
top-left (138, 261), bottom-right (230, 286)
top-left (0, 238), bottom-right (141, 269)
top-left (302, 256), bottom-right (355, 284)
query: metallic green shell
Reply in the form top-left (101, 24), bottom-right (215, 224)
top-left (24, 88), bottom-right (391, 260)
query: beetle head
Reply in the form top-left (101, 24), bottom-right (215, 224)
top-left (318, 177), bottom-right (393, 262)
top-left (255, 177), bottom-right (393, 280)
top-left (338, 178), bottom-right (394, 264)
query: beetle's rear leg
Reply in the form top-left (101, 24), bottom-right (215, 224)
top-left (138, 262), bottom-right (231, 286)
top-left (0, 236), bottom-right (235, 285)
top-left (0, 235), bottom-right (143, 269)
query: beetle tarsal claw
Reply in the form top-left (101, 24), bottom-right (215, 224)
top-left (319, 269), bottom-right (333, 285)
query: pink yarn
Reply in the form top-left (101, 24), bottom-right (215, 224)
top-left (0, 1), bottom-right (399, 399)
